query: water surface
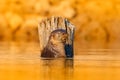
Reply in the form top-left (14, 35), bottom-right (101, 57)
top-left (0, 42), bottom-right (120, 80)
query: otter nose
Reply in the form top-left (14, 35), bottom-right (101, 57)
top-left (61, 34), bottom-right (67, 42)
top-left (63, 33), bottom-right (68, 37)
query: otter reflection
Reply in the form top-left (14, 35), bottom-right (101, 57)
top-left (41, 59), bottom-right (73, 80)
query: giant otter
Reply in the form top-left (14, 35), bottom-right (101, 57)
top-left (41, 29), bottom-right (68, 58)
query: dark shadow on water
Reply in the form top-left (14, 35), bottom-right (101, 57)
top-left (64, 59), bottom-right (74, 80)
top-left (41, 58), bottom-right (74, 80)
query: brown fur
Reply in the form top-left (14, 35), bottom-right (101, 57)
top-left (41, 29), bottom-right (68, 58)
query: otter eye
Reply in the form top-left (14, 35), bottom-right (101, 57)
top-left (62, 33), bottom-right (66, 35)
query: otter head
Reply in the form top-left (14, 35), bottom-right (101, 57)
top-left (49, 29), bottom-right (68, 45)
top-left (41, 29), bottom-right (68, 58)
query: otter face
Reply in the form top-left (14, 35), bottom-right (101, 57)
top-left (49, 29), bottom-right (68, 44)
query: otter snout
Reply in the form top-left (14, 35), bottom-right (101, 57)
top-left (61, 33), bottom-right (68, 43)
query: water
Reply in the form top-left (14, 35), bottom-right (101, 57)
top-left (0, 42), bottom-right (120, 80)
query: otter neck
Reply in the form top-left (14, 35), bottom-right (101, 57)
top-left (47, 41), bottom-right (66, 57)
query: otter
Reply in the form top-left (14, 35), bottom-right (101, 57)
top-left (41, 29), bottom-right (68, 58)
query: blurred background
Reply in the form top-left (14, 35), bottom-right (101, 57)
top-left (1, 1), bottom-right (120, 80)
top-left (0, 0), bottom-right (120, 54)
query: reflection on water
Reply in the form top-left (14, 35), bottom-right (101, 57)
top-left (41, 59), bottom-right (73, 80)
top-left (0, 42), bottom-right (120, 80)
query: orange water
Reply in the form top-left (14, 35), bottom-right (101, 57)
top-left (0, 42), bottom-right (120, 80)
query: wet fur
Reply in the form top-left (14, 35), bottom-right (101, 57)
top-left (41, 29), bottom-right (67, 58)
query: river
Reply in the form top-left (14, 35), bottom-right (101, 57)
top-left (0, 42), bottom-right (120, 80)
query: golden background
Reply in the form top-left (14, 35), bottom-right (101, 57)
top-left (0, 0), bottom-right (120, 51)
top-left (0, 1), bottom-right (120, 80)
